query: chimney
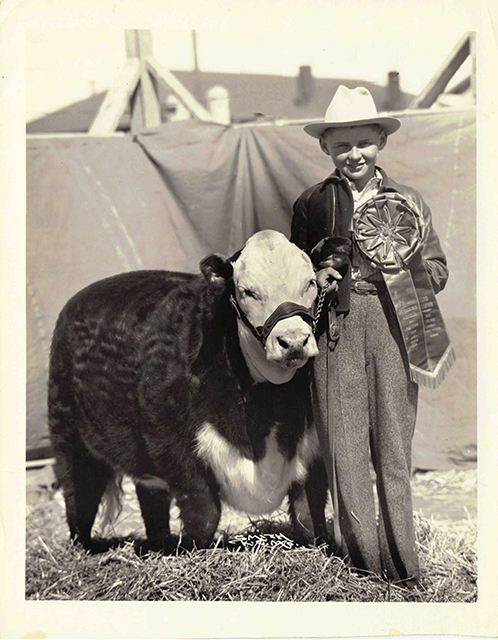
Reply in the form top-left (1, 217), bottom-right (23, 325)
top-left (294, 65), bottom-right (314, 107)
top-left (384, 71), bottom-right (404, 111)
top-left (206, 85), bottom-right (231, 125)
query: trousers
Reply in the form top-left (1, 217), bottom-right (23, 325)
top-left (313, 290), bottom-right (420, 583)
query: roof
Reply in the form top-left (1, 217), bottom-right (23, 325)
top-left (26, 69), bottom-right (415, 133)
top-left (172, 70), bottom-right (414, 122)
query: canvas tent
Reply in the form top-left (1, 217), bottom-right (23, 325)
top-left (27, 106), bottom-right (476, 470)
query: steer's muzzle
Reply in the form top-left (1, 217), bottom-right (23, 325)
top-left (258, 301), bottom-right (315, 346)
top-left (230, 295), bottom-right (319, 366)
top-left (265, 316), bottom-right (319, 366)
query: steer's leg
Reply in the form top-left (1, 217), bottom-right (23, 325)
top-left (174, 476), bottom-right (221, 550)
top-left (49, 365), bottom-right (114, 550)
top-left (73, 448), bottom-right (115, 548)
top-left (288, 483), bottom-right (313, 542)
top-left (289, 456), bottom-right (329, 545)
top-left (135, 477), bottom-right (172, 545)
top-left (54, 435), bottom-right (114, 549)
top-left (305, 456), bottom-right (329, 543)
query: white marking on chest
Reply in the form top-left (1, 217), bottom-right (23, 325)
top-left (195, 422), bottom-right (319, 514)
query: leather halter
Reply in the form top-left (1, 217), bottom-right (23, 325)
top-left (229, 294), bottom-right (315, 348)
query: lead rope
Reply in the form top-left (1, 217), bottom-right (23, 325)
top-left (312, 283), bottom-right (332, 334)
top-left (312, 282), bottom-right (343, 551)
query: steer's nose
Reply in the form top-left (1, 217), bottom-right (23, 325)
top-left (265, 316), bottom-right (319, 364)
top-left (277, 334), bottom-right (310, 351)
top-left (267, 325), bottom-right (319, 362)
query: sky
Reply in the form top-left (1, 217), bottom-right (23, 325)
top-left (23, 0), bottom-right (480, 122)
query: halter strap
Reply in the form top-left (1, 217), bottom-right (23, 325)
top-left (259, 302), bottom-right (315, 344)
top-left (229, 295), bottom-right (315, 348)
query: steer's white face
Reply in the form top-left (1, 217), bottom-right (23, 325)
top-left (232, 230), bottom-right (319, 384)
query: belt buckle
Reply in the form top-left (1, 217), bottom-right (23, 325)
top-left (353, 280), bottom-right (377, 295)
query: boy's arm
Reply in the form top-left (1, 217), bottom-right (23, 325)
top-left (290, 193), bottom-right (311, 253)
top-left (291, 192), bottom-right (350, 308)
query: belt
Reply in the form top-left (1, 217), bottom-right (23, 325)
top-left (351, 279), bottom-right (386, 295)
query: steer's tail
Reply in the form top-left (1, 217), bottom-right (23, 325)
top-left (99, 474), bottom-right (125, 534)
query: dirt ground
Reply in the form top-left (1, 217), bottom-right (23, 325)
top-left (27, 464), bottom-right (477, 541)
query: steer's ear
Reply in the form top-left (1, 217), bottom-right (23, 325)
top-left (200, 253), bottom-right (233, 288)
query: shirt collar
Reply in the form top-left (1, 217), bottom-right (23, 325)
top-left (339, 168), bottom-right (383, 193)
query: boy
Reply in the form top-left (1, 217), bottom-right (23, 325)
top-left (291, 86), bottom-right (454, 583)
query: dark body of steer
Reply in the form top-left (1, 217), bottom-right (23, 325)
top-left (49, 230), bottom-right (329, 551)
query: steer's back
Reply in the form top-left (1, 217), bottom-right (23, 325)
top-left (49, 270), bottom-right (204, 473)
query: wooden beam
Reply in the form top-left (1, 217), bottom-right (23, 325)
top-left (448, 76), bottom-right (471, 95)
top-left (411, 33), bottom-right (473, 109)
top-left (125, 29), bottom-right (153, 59)
top-left (88, 58), bottom-right (140, 135)
top-left (138, 68), bottom-right (162, 131)
top-left (469, 31), bottom-right (476, 104)
top-left (146, 56), bottom-right (215, 122)
top-left (126, 29), bottom-right (161, 131)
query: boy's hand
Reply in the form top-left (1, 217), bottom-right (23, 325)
top-left (316, 265), bottom-right (342, 292)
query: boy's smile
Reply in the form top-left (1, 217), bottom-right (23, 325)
top-left (320, 125), bottom-right (387, 192)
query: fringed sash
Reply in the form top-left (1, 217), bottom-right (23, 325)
top-left (354, 192), bottom-right (455, 389)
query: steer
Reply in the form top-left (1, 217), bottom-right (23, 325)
top-left (49, 230), bottom-right (329, 551)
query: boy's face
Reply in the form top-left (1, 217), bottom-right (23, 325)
top-left (320, 124), bottom-right (387, 190)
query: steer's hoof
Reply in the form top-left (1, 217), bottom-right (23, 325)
top-left (71, 535), bottom-right (128, 554)
top-left (134, 535), bottom-right (176, 556)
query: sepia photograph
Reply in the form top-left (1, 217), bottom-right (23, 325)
top-left (1, 0), bottom-right (498, 637)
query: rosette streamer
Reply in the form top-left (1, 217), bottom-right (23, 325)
top-left (354, 192), bottom-right (455, 388)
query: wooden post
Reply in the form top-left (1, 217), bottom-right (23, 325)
top-left (125, 29), bottom-right (161, 132)
top-left (411, 33), bottom-right (474, 109)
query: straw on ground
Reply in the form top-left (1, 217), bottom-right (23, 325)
top-left (26, 473), bottom-right (476, 602)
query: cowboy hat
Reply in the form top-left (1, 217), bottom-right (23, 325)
top-left (304, 85), bottom-right (401, 139)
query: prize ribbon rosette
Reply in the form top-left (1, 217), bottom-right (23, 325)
top-left (354, 192), bottom-right (455, 388)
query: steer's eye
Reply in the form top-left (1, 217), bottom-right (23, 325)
top-left (243, 288), bottom-right (257, 299)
